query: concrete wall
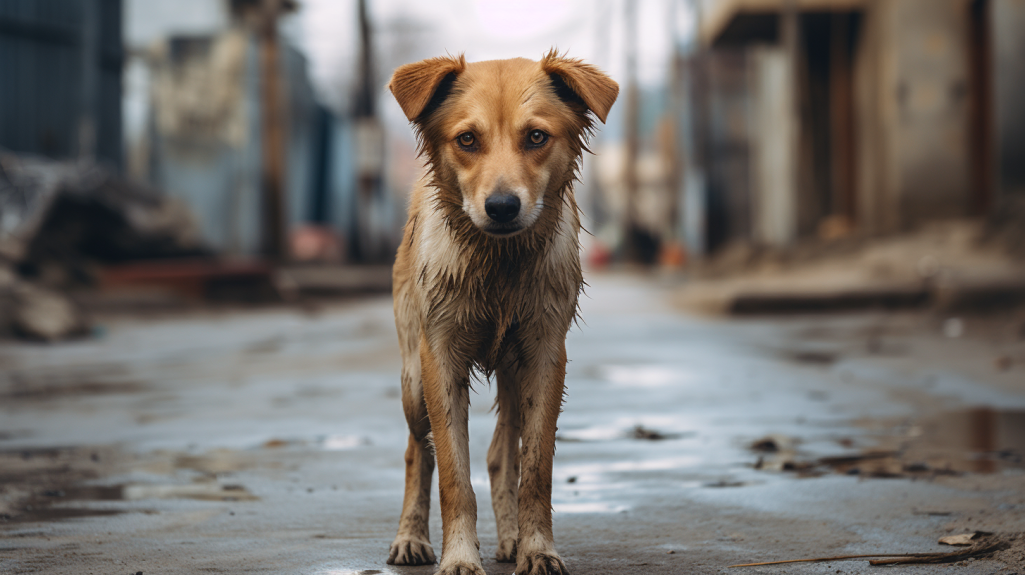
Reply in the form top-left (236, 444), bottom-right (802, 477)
top-left (993, 0), bottom-right (1025, 197)
top-left (855, 0), bottom-right (975, 232)
top-left (891, 0), bottom-right (973, 225)
top-left (148, 31), bottom-right (320, 256)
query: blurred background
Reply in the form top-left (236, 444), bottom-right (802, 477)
top-left (1, 0), bottom-right (1024, 330)
top-left (2, 3), bottom-right (1025, 572)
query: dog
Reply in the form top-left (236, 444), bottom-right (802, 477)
top-left (386, 50), bottom-right (617, 575)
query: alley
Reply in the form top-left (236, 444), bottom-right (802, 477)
top-left (1, 273), bottom-right (1023, 574)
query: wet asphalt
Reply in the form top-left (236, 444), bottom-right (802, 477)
top-left (1, 273), bottom-right (1023, 574)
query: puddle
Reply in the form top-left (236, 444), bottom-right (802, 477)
top-left (753, 408), bottom-right (1025, 478)
top-left (598, 365), bottom-right (694, 388)
top-left (316, 569), bottom-right (399, 575)
top-left (1, 380), bottom-right (145, 400)
top-left (0, 445), bottom-right (261, 524)
top-left (2, 481), bottom-right (257, 524)
top-left (557, 456), bottom-right (702, 481)
top-left (319, 435), bottom-right (371, 450)
top-left (866, 407), bottom-right (1025, 475)
top-left (2, 365), bottom-right (144, 400)
top-left (121, 482), bottom-right (257, 501)
top-left (557, 417), bottom-right (695, 443)
top-left (552, 502), bottom-right (629, 514)
top-left (257, 435), bottom-right (372, 450)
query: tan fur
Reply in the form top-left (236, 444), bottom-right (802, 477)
top-left (386, 51), bottom-right (617, 575)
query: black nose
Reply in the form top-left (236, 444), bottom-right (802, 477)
top-left (484, 194), bottom-right (521, 224)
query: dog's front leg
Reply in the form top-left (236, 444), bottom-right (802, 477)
top-left (488, 360), bottom-right (521, 562)
top-left (516, 341), bottom-right (570, 575)
top-left (419, 333), bottom-right (485, 575)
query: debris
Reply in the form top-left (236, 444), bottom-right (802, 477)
top-left (9, 282), bottom-right (87, 341)
top-left (729, 553), bottom-right (914, 568)
top-left (869, 540), bottom-right (1005, 565)
top-left (0, 150), bottom-right (222, 338)
top-left (911, 509), bottom-right (952, 516)
top-left (631, 425), bottom-right (671, 440)
top-left (704, 480), bottom-right (745, 488)
top-left (750, 436), bottom-right (793, 452)
top-left (0, 151), bottom-right (208, 283)
top-left (939, 532), bottom-right (991, 546)
top-left (728, 539), bottom-right (1006, 568)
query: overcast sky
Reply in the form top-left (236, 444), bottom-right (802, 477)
top-left (289, 0), bottom-right (695, 112)
top-left (124, 0), bottom-right (695, 142)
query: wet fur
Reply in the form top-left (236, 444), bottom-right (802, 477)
top-left (386, 51), bottom-right (617, 575)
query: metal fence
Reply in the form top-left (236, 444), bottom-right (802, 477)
top-left (0, 0), bottom-right (123, 169)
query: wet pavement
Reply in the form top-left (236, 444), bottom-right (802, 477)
top-left (1, 273), bottom-right (1024, 574)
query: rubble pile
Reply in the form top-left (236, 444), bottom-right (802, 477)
top-left (0, 150), bottom-right (209, 340)
top-left (679, 215), bottom-right (1025, 315)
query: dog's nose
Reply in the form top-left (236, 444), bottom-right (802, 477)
top-left (484, 194), bottom-right (520, 224)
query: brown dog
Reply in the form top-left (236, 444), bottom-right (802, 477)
top-left (386, 51), bottom-right (617, 575)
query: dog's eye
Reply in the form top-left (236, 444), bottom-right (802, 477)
top-left (457, 132), bottom-right (475, 148)
top-left (527, 130), bottom-right (548, 147)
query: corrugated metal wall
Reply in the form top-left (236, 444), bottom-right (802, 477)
top-left (0, 0), bottom-right (122, 169)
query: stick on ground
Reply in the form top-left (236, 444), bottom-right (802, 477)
top-left (728, 540), bottom-right (1006, 568)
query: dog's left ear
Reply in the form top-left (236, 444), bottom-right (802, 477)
top-left (541, 51), bottom-right (619, 124)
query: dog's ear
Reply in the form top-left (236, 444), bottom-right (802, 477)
top-left (541, 50), bottom-right (619, 124)
top-left (388, 55), bottom-right (467, 122)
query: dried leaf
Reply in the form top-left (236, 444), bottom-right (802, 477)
top-left (939, 534), bottom-right (976, 546)
top-left (939, 531), bottom-right (991, 546)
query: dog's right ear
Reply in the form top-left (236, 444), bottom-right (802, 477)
top-left (388, 55), bottom-right (467, 122)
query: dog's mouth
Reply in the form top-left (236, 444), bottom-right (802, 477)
top-left (482, 224), bottom-right (525, 238)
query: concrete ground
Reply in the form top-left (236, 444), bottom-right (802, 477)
top-left (1, 273), bottom-right (1024, 575)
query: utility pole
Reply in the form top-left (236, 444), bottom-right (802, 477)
top-left (258, 0), bottom-right (288, 261)
top-left (352, 0), bottom-right (385, 262)
top-left (781, 0), bottom-right (800, 244)
top-left (666, 0), bottom-right (682, 245)
top-left (623, 0), bottom-right (641, 262)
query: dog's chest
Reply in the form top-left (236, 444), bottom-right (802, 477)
top-left (428, 249), bottom-right (575, 370)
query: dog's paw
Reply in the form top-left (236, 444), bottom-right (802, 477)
top-left (517, 552), bottom-right (569, 575)
top-left (387, 536), bottom-right (436, 566)
top-left (435, 560), bottom-right (487, 575)
top-left (495, 538), bottom-right (517, 562)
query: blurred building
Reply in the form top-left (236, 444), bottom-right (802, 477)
top-left (132, 1), bottom-right (370, 261)
top-left (687, 0), bottom-right (1025, 252)
top-left (0, 0), bottom-right (124, 169)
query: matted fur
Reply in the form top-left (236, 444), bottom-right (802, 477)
top-left (386, 51), bottom-right (618, 575)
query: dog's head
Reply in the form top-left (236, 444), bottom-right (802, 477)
top-left (389, 51), bottom-right (618, 238)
